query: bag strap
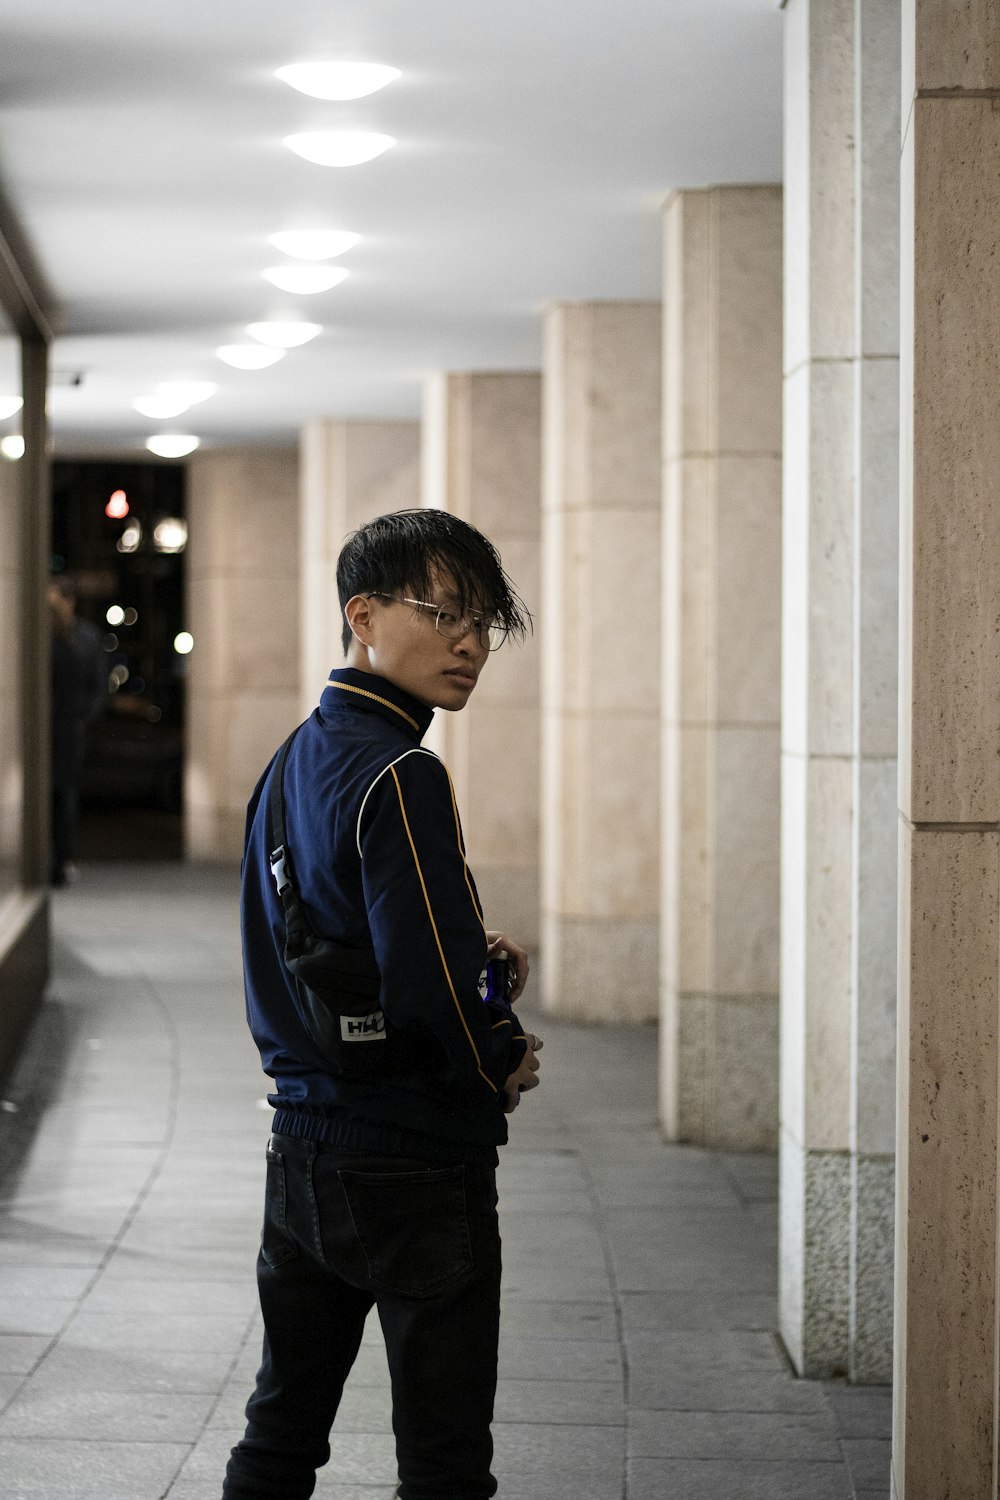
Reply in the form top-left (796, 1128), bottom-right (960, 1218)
top-left (266, 728), bottom-right (307, 945)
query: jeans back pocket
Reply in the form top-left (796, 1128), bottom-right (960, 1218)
top-left (339, 1165), bottom-right (473, 1298)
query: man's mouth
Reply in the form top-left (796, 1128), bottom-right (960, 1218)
top-left (444, 668), bottom-right (477, 687)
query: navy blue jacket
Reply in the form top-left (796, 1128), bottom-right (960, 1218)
top-left (241, 667), bottom-right (527, 1163)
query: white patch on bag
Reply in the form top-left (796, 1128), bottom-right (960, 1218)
top-left (340, 1011), bottom-right (387, 1042)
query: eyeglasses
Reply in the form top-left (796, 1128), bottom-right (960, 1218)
top-left (368, 594), bottom-right (507, 651)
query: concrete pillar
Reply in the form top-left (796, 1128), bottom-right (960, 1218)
top-left (422, 373), bottom-right (541, 946)
top-left (0, 442), bottom-right (21, 897)
top-left (659, 186), bottom-right (782, 1152)
top-left (893, 2), bottom-right (1000, 1493)
top-left (185, 447), bottom-right (300, 862)
top-left (780, 0), bottom-right (900, 1381)
top-left (540, 301), bottom-right (661, 1021)
top-left (299, 419), bottom-right (420, 716)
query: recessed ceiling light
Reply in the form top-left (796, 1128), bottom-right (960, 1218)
top-left (268, 230), bottom-right (361, 261)
top-left (284, 131), bottom-right (395, 167)
top-left (133, 395), bottom-right (191, 419)
top-left (262, 265), bottom-right (349, 295)
top-left (133, 382), bottom-right (218, 419)
top-left (0, 396), bottom-right (23, 421)
top-left (275, 62), bottom-right (400, 100)
top-left (146, 434), bottom-right (200, 458)
top-left (216, 344), bottom-right (286, 370)
top-left (158, 381), bottom-right (217, 405)
top-left (246, 322), bottom-right (323, 349)
top-left (1, 435), bottom-right (24, 460)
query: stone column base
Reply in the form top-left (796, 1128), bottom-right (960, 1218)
top-left (540, 913), bottom-right (658, 1022)
top-left (780, 1135), bottom-right (894, 1381)
top-left (662, 991), bottom-right (778, 1149)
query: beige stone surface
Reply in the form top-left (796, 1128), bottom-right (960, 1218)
top-left (903, 97), bottom-right (1000, 825)
top-left (185, 447), bottom-right (300, 863)
top-left (662, 191), bottom-right (711, 462)
top-left (542, 302), bottom-right (661, 1018)
top-left (661, 188), bottom-right (781, 1150)
top-left (781, 751), bottom-right (855, 1154)
top-left (423, 373), bottom-right (541, 947)
top-left (803, 360), bottom-right (855, 760)
top-left (587, 506), bottom-right (661, 713)
top-left (800, 754), bottom-right (854, 1151)
top-left (912, 0), bottom-right (1000, 92)
top-left (853, 758), bottom-right (898, 1158)
top-left (895, 824), bottom-right (999, 1498)
top-left (672, 723), bottom-right (711, 997)
top-left (778, 750), bottom-right (808, 1145)
top-left (541, 912), bottom-right (659, 1023)
top-left (663, 458), bottom-right (711, 727)
top-left (856, 357), bottom-right (901, 758)
top-left (457, 700), bottom-right (539, 869)
top-left (713, 726), bottom-right (781, 996)
top-left (543, 302), bottom-right (661, 513)
top-left (188, 448), bottom-right (298, 580)
top-left (782, 0), bottom-right (855, 373)
top-left (713, 188), bottom-right (783, 454)
top-left (714, 456), bottom-right (782, 724)
top-left (857, 2), bottom-right (902, 358)
top-left (470, 865), bottom-right (538, 956)
top-left (672, 992), bottom-right (778, 1150)
top-left (300, 419), bottom-right (420, 709)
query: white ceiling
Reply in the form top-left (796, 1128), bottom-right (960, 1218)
top-left (0, 0), bottom-right (783, 455)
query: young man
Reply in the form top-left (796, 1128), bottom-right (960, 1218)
top-left (223, 510), bottom-right (542, 1500)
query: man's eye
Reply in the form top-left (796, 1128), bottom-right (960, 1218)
top-left (437, 610), bottom-right (460, 627)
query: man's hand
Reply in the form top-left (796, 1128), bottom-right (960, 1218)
top-left (503, 1032), bottom-right (542, 1114)
top-left (486, 930), bottom-right (530, 1003)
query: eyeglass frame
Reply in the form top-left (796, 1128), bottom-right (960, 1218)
top-left (366, 593), bottom-right (507, 651)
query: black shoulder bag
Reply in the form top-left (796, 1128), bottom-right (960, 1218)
top-left (266, 729), bottom-right (388, 1076)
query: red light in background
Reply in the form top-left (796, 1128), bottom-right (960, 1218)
top-left (105, 489), bottom-right (129, 520)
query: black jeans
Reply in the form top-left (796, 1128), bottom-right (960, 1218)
top-left (222, 1134), bottom-right (502, 1500)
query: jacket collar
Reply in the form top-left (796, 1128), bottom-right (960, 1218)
top-left (320, 667), bottom-right (434, 743)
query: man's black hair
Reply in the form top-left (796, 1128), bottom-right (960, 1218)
top-left (336, 509), bottom-right (530, 653)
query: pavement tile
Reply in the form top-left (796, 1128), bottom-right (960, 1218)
top-left (64, 1309), bottom-right (253, 1351)
top-left (0, 1336), bottom-right (49, 1374)
top-left (628, 1457), bottom-right (852, 1499)
top-left (623, 1368), bottom-right (828, 1414)
top-left (27, 1341), bottom-right (237, 1393)
top-left (500, 1264), bottom-right (613, 1301)
top-left (0, 1299), bottom-right (77, 1336)
top-left (0, 1387), bottom-right (216, 1441)
top-left (493, 1421), bottom-right (624, 1473)
top-left (823, 1382), bottom-right (893, 1438)
top-left (497, 1336), bottom-right (621, 1381)
top-left (493, 1379), bottom-right (623, 1425)
top-left (628, 1408), bottom-right (841, 1461)
top-left (81, 1276), bottom-right (256, 1317)
top-left (620, 1290), bottom-right (778, 1332)
top-left (500, 1298), bottom-right (618, 1341)
top-left (626, 1328), bottom-right (787, 1380)
top-left (0, 1267), bottom-right (94, 1299)
top-left (0, 1436), bottom-right (190, 1498)
top-left (842, 1437), bottom-right (892, 1490)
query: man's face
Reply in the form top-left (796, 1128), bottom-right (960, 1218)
top-left (349, 568), bottom-right (490, 712)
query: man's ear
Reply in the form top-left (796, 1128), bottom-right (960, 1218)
top-left (344, 593), bottom-right (375, 646)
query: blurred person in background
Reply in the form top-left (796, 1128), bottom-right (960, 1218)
top-left (49, 576), bottom-right (106, 886)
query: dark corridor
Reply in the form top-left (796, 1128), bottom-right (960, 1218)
top-left (51, 460), bottom-right (188, 863)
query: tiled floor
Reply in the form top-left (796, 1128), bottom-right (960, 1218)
top-left (0, 865), bottom-right (891, 1499)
